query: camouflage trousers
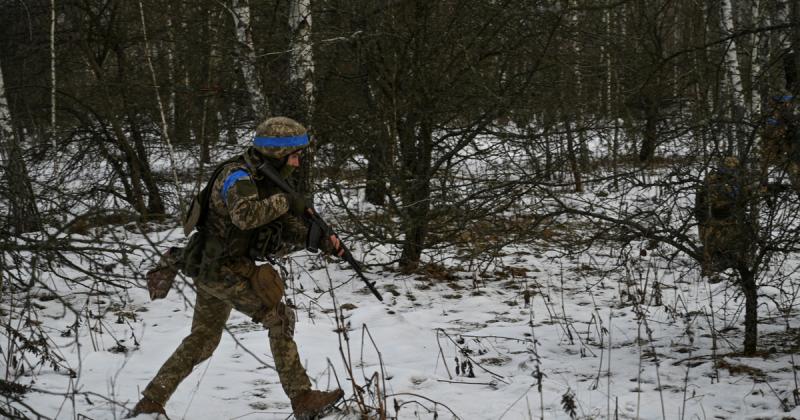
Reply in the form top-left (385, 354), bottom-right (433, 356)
top-left (142, 259), bottom-right (311, 405)
top-left (698, 220), bottom-right (753, 275)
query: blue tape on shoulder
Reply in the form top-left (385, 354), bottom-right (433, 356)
top-left (253, 134), bottom-right (310, 148)
top-left (221, 169), bottom-right (250, 205)
top-left (773, 95), bottom-right (795, 102)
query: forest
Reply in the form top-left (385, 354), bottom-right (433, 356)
top-left (2, 0), bottom-right (800, 419)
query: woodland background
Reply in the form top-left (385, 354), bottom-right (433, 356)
top-left (2, 0), bottom-right (800, 418)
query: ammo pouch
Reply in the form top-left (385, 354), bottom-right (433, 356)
top-left (225, 259), bottom-right (285, 309)
top-left (182, 230), bottom-right (206, 278)
top-left (198, 234), bottom-right (228, 282)
top-left (248, 222), bottom-right (284, 260)
top-left (183, 194), bottom-right (203, 236)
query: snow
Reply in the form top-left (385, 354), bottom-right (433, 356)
top-left (7, 218), bottom-right (800, 420)
top-left (6, 132), bottom-right (800, 419)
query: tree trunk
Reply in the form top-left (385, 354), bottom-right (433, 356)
top-left (790, 0), bottom-right (800, 95)
top-left (165, 5), bottom-right (179, 143)
top-left (544, 130), bottom-right (553, 180)
top-left (0, 57), bottom-right (41, 234)
top-left (362, 65), bottom-right (388, 206)
top-left (50, 0), bottom-right (57, 149)
top-left (749, 0), bottom-right (765, 115)
top-left (130, 117), bottom-right (165, 216)
top-left (565, 118), bottom-right (583, 193)
top-left (80, 40), bottom-right (149, 216)
top-left (739, 267), bottom-right (758, 355)
top-left (288, 0), bottom-right (316, 196)
top-left (115, 44), bottom-right (165, 216)
top-left (199, 4), bottom-right (220, 167)
top-left (289, 0), bottom-right (315, 117)
top-left (638, 101), bottom-right (658, 163)
top-left (720, 0), bottom-right (748, 152)
top-left (398, 117), bottom-right (433, 270)
top-left (231, 0), bottom-right (267, 119)
top-left (365, 140), bottom-right (388, 206)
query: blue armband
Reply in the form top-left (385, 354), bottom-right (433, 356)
top-left (221, 169), bottom-right (250, 205)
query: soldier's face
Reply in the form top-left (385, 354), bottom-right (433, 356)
top-left (287, 152), bottom-right (301, 168)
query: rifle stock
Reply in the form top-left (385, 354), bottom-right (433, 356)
top-left (256, 162), bottom-right (384, 302)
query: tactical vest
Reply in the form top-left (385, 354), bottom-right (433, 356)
top-left (181, 156), bottom-right (288, 279)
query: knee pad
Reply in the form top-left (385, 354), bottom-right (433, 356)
top-left (261, 302), bottom-right (296, 338)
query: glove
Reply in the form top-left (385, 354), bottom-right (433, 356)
top-left (146, 247), bottom-right (181, 300)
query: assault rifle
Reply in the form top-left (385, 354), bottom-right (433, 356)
top-left (256, 162), bottom-right (384, 302)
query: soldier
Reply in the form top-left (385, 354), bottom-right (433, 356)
top-left (761, 95), bottom-right (799, 190)
top-left (131, 117), bottom-right (344, 419)
top-left (694, 156), bottom-right (757, 276)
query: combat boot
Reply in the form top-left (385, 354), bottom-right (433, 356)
top-left (127, 396), bottom-right (167, 418)
top-left (291, 388), bottom-right (344, 419)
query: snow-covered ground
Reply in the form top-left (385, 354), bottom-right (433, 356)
top-left (8, 219), bottom-right (800, 420)
top-left (6, 132), bottom-right (800, 419)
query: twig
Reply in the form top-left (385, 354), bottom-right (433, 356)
top-left (325, 265), bottom-right (370, 416)
top-left (763, 379), bottom-right (791, 412)
top-left (497, 384), bottom-right (536, 420)
top-left (360, 324), bottom-right (388, 418)
top-left (387, 392), bottom-right (462, 420)
top-left (435, 330), bottom-right (453, 379)
top-left (436, 379), bottom-right (498, 386)
top-left (434, 328), bottom-right (509, 384)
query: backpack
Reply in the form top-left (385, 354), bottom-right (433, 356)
top-left (182, 157), bottom-right (243, 235)
top-left (180, 157), bottom-right (243, 277)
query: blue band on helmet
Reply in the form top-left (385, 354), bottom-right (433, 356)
top-left (253, 134), bottom-right (310, 148)
top-left (767, 117), bottom-right (782, 126)
top-left (221, 169), bottom-right (250, 205)
top-left (773, 95), bottom-right (795, 102)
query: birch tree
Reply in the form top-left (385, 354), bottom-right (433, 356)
top-left (784, 0), bottom-right (800, 94)
top-left (289, 0), bottom-right (314, 117)
top-left (231, 0), bottom-right (267, 118)
top-left (50, 0), bottom-right (57, 149)
top-left (721, 0), bottom-right (748, 152)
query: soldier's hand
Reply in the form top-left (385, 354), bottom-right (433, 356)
top-left (327, 234), bottom-right (345, 257)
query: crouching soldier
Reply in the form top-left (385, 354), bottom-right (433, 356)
top-left (694, 156), bottom-right (758, 276)
top-left (131, 117), bottom-right (344, 419)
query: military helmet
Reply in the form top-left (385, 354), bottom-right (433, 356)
top-left (252, 116), bottom-right (310, 159)
top-left (721, 156), bottom-right (739, 169)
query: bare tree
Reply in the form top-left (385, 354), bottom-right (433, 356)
top-left (0, 57), bottom-right (41, 235)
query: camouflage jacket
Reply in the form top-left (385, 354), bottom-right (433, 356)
top-left (764, 101), bottom-right (799, 158)
top-left (694, 165), bottom-right (763, 225)
top-left (202, 150), bottom-right (307, 265)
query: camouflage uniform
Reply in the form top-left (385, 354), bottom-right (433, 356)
top-left (141, 120), bottom-right (315, 407)
top-left (694, 157), bottom-right (757, 275)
